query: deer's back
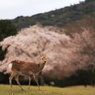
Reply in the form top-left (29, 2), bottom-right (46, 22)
top-left (11, 60), bottom-right (40, 75)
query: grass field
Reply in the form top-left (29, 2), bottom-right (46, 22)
top-left (0, 85), bottom-right (95, 95)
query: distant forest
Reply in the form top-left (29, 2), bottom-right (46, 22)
top-left (10, 0), bottom-right (95, 29)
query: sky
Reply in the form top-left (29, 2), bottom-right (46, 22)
top-left (0, 0), bottom-right (85, 20)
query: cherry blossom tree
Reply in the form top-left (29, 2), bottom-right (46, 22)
top-left (0, 25), bottom-right (77, 80)
top-left (0, 22), bottom-right (95, 85)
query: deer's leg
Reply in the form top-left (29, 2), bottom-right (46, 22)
top-left (9, 74), bottom-right (13, 91)
top-left (9, 72), bottom-right (17, 91)
top-left (15, 75), bottom-right (24, 90)
top-left (33, 75), bottom-right (40, 90)
top-left (28, 76), bottom-right (31, 90)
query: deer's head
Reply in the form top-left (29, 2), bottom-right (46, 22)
top-left (40, 56), bottom-right (47, 64)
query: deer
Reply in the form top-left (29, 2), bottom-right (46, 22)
top-left (8, 56), bottom-right (47, 91)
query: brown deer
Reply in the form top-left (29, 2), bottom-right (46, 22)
top-left (8, 56), bottom-right (47, 91)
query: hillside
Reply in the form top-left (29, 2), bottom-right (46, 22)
top-left (11, 0), bottom-right (95, 29)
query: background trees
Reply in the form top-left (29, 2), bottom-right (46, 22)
top-left (0, 20), bottom-right (17, 84)
top-left (11, 0), bottom-right (95, 29)
top-left (0, 20), bottom-right (17, 41)
top-left (0, 18), bottom-right (95, 86)
top-left (64, 17), bottom-right (95, 86)
top-left (0, 20), bottom-right (17, 61)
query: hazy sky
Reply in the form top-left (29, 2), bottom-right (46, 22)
top-left (0, 0), bottom-right (85, 19)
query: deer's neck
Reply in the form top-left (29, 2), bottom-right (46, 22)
top-left (39, 61), bottom-right (46, 70)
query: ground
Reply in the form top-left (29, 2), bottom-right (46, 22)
top-left (0, 85), bottom-right (95, 95)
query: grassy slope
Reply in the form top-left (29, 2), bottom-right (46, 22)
top-left (0, 85), bottom-right (95, 95)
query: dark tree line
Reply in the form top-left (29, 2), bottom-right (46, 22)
top-left (0, 20), bottom-right (17, 60)
top-left (11, 0), bottom-right (95, 29)
top-left (0, 20), bottom-right (17, 84)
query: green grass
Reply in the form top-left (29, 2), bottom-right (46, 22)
top-left (0, 85), bottom-right (95, 95)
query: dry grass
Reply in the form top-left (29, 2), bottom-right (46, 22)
top-left (0, 85), bottom-right (95, 95)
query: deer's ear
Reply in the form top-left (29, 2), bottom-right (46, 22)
top-left (40, 56), bottom-right (43, 59)
top-left (44, 56), bottom-right (47, 59)
top-left (40, 55), bottom-right (47, 59)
